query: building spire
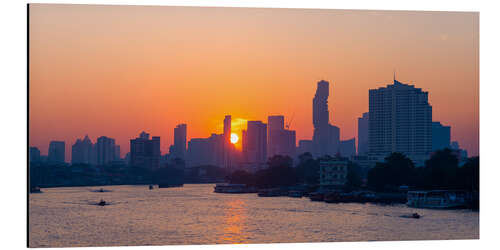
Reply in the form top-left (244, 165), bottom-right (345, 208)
top-left (393, 69), bottom-right (396, 82)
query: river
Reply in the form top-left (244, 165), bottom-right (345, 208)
top-left (28, 184), bottom-right (479, 247)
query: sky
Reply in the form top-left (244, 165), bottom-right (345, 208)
top-left (29, 4), bottom-right (479, 160)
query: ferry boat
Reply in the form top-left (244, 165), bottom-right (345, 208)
top-left (214, 183), bottom-right (256, 193)
top-left (407, 190), bottom-right (467, 209)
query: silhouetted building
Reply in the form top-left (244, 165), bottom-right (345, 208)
top-left (71, 135), bottom-right (93, 164)
top-left (96, 136), bottom-right (116, 165)
top-left (223, 115), bottom-right (232, 169)
top-left (368, 79), bottom-right (432, 166)
top-left (130, 132), bottom-right (161, 169)
top-left (48, 141), bottom-right (65, 163)
top-left (297, 140), bottom-right (313, 156)
top-left (357, 112), bottom-right (369, 155)
top-left (186, 133), bottom-right (225, 168)
top-left (312, 80), bottom-right (340, 157)
top-left (340, 138), bottom-right (356, 157)
top-left (242, 121), bottom-right (267, 165)
top-left (451, 141), bottom-right (468, 159)
top-left (432, 121), bottom-right (451, 152)
top-left (172, 124), bottom-right (187, 160)
top-left (114, 145), bottom-right (121, 160)
top-left (267, 115), bottom-right (296, 159)
top-left (29, 147), bottom-right (41, 163)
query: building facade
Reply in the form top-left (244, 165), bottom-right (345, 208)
top-left (368, 79), bottom-right (432, 166)
top-left (130, 132), bottom-right (161, 169)
top-left (48, 140), bottom-right (65, 163)
top-left (172, 124), bottom-right (187, 160)
top-left (319, 159), bottom-right (348, 186)
top-left (242, 120), bottom-right (267, 165)
top-left (312, 80), bottom-right (340, 157)
top-left (432, 121), bottom-right (451, 152)
top-left (357, 112), bottom-right (369, 155)
top-left (71, 135), bottom-right (93, 164)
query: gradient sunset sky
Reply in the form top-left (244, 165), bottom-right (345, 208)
top-left (29, 4), bottom-right (479, 160)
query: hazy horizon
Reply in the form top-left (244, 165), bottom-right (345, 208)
top-left (28, 4), bottom-right (479, 160)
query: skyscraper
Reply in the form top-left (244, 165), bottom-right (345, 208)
top-left (267, 115), bottom-right (296, 158)
top-left (48, 140), bottom-right (65, 163)
top-left (95, 136), bottom-right (116, 165)
top-left (368, 79), bottom-right (432, 166)
top-left (357, 112), bottom-right (369, 155)
top-left (432, 121), bottom-right (451, 152)
top-left (71, 135), bottom-right (93, 164)
top-left (242, 121), bottom-right (267, 165)
top-left (312, 80), bottom-right (340, 157)
top-left (130, 132), bottom-right (161, 169)
top-left (340, 138), bottom-right (356, 157)
top-left (172, 124), bottom-right (187, 160)
top-left (223, 115), bottom-right (232, 169)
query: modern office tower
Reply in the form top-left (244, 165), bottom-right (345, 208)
top-left (368, 79), bottom-right (432, 166)
top-left (130, 132), bottom-right (161, 169)
top-left (312, 80), bottom-right (340, 157)
top-left (243, 121), bottom-right (267, 164)
top-left (223, 115), bottom-right (232, 169)
top-left (357, 112), bottom-right (369, 155)
top-left (95, 136), bottom-right (116, 165)
top-left (297, 140), bottom-right (313, 156)
top-left (432, 121), bottom-right (451, 152)
top-left (48, 140), bottom-right (65, 163)
top-left (340, 138), bottom-right (356, 157)
top-left (185, 133), bottom-right (225, 168)
top-left (71, 135), bottom-right (93, 164)
top-left (267, 115), bottom-right (296, 158)
top-left (267, 115), bottom-right (284, 157)
top-left (29, 147), bottom-right (41, 163)
top-left (114, 145), bottom-right (121, 160)
top-left (172, 124), bottom-right (187, 160)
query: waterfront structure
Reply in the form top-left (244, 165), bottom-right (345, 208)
top-left (130, 132), bottom-right (161, 169)
top-left (368, 79), bottom-right (432, 166)
top-left (242, 121), bottom-right (267, 165)
top-left (432, 121), bottom-right (451, 152)
top-left (29, 146), bottom-right (41, 163)
top-left (319, 159), bottom-right (348, 187)
top-left (71, 135), bottom-right (93, 164)
top-left (357, 112), bottom-right (369, 155)
top-left (48, 140), bottom-right (65, 163)
top-left (340, 138), bottom-right (356, 157)
top-left (172, 124), bottom-right (187, 160)
top-left (312, 80), bottom-right (340, 157)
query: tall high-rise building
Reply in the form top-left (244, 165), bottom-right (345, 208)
top-left (340, 138), bottom-right (356, 157)
top-left (223, 115), bottom-right (232, 169)
top-left (130, 132), bottom-right (160, 169)
top-left (172, 124), bottom-right (187, 160)
top-left (186, 133), bottom-right (225, 168)
top-left (71, 135), bottom-right (93, 164)
top-left (29, 147), bottom-right (41, 163)
top-left (432, 121), bottom-right (451, 152)
top-left (48, 141), bottom-right (65, 163)
top-left (368, 79), bottom-right (432, 166)
top-left (297, 140), bottom-right (313, 156)
top-left (95, 136), bottom-right (116, 165)
top-left (267, 115), bottom-right (296, 158)
top-left (242, 121), bottom-right (267, 164)
top-left (114, 145), bottom-right (121, 160)
top-left (312, 80), bottom-right (340, 157)
top-left (357, 112), bottom-right (369, 156)
top-left (130, 132), bottom-right (161, 169)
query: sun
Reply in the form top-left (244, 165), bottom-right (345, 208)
top-left (230, 133), bottom-right (239, 144)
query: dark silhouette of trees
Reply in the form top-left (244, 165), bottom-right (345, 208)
top-left (345, 162), bottom-right (363, 189)
top-left (421, 148), bottom-right (459, 189)
top-left (295, 152), bottom-right (320, 185)
top-left (367, 152), bottom-right (415, 191)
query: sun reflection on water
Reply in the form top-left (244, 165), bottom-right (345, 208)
top-left (221, 199), bottom-right (248, 244)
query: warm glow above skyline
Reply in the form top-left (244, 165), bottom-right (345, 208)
top-left (29, 4), bottom-right (479, 160)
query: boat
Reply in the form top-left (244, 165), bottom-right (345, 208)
top-left (158, 183), bottom-right (184, 188)
top-left (30, 186), bottom-right (42, 193)
top-left (214, 183), bottom-right (256, 193)
top-left (98, 199), bottom-right (107, 206)
top-left (309, 192), bottom-right (325, 201)
top-left (258, 188), bottom-right (287, 197)
top-left (407, 190), bottom-right (467, 209)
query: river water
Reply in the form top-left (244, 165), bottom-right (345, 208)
top-left (28, 184), bottom-right (479, 247)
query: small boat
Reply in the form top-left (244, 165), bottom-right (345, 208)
top-left (98, 199), bottom-right (107, 206)
top-left (407, 190), bottom-right (467, 209)
top-left (149, 185), bottom-right (154, 190)
top-left (30, 186), bottom-right (42, 193)
top-left (258, 188), bottom-right (287, 197)
top-left (214, 183), bottom-right (256, 193)
top-left (309, 192), bottom-right (325, 201)
top-left (158, 183), bottom-right (184, 188)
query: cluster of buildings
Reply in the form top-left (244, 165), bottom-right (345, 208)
top-left (30, 77), bottom-right (470, 178)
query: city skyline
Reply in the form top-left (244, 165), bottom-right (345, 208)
top-left (29, 5), bottom-right (479, 160)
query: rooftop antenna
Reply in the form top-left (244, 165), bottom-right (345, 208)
top-left (393, 69), bottom-right (396, 82)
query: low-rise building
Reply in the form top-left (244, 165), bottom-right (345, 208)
top-left (319, 159), bottom-right (348, 187)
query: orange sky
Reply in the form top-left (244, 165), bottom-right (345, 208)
top-left (29, 4), bottom-right (479, 160)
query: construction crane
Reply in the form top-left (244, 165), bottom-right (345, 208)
top-left (286, 111), bottom-right (295, 130)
